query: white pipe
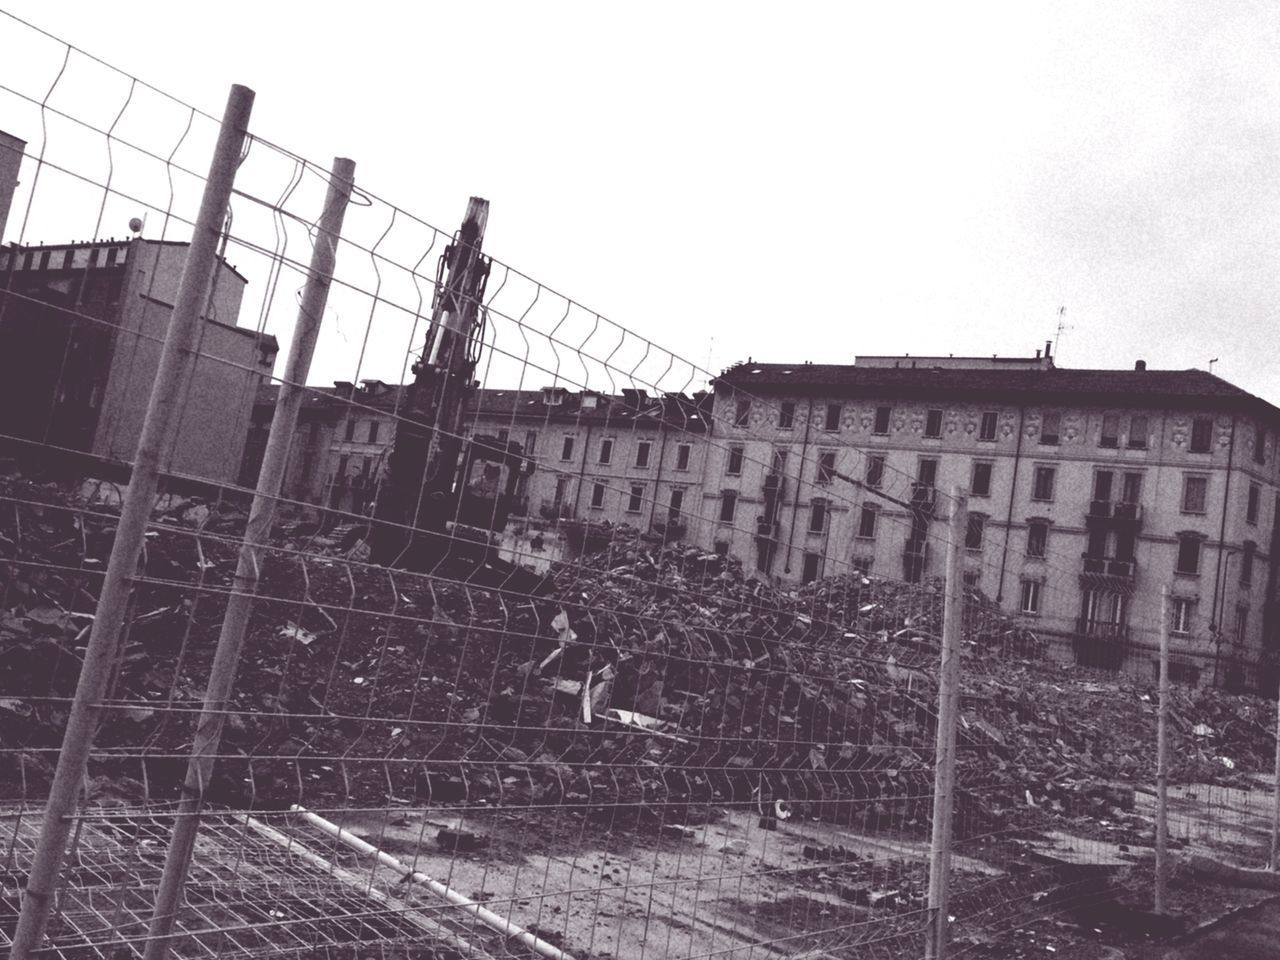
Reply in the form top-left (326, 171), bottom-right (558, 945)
top-left (243, 815), bottom-right (494, 960)
top-left (291, 805), bottom-right (574, 960)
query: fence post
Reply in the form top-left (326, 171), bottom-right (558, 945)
top-left (1271, 673), bottom-right (1280, 870)
top-left (926, 485), bottom-right (967, 960)
top-left (141, 156), bottom-right (356, 960)
top-left (1155, 584), bottom-right (1170, 912)
top-left (6, 83), bottom-right (255, 960)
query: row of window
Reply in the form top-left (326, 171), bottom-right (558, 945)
top-left (585, 481), bottom-right (687, 518)
top-left (730, 399), bottom-right (1266, 462)
top-left (555, 435), bottom-right (694, 470)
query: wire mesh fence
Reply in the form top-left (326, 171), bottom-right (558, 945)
top-left (2, 9), bottom-right (1280, 960)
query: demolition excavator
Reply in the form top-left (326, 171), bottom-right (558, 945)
top-left (369, 198), bottom-right (550, 595)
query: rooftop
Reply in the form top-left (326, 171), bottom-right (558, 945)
top-left (715, 362), bottom-right (1280, 423)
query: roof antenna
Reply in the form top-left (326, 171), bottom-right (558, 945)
top-left (1209, 358), bottom-right (1219, 375)
top-left (1052, 306), bottom-right (1069, 361)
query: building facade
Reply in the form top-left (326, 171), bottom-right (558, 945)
top-left (0, 238), bottom-right (277, 484)
top-left (709, 356), bottom-right (1280, 685)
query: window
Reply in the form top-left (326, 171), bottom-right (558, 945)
top-left (1176, 534), bottom-right (1202, 575)
top-left (626, 485), bottom-right (644, 513)
top-left (965, 513), bottom-right (986, 550)
top-left (1190, 417), bottom-right (1212, 453)
top-left (1121, 472), bottom-right (1143, 504)
top-left (771, 448), bottom-right (789, 474)
top-left (1247, 483), bottom-right (1261, 524)
top-left (1171, 598), bottom-right (1194, 636)
top-left (727, 444), bottom-right (745, 476)
top-left (524, 430), bottom-right (537, 456)
top-left (1242, 541), bottom-right (1256, 586)
top-left (598, 438), bottom-right (615, 465)
top-left (553, 477), bottom-right (568, 505)
top-left (560, 436), bottom-right (575, 461)
top-left (498, 429), bottom-right (509, 444)
top-left (918, 458), bottom-right (939, 487)
top-left (1040, 410), bottom-right (1060, 446)
top-left (925, 409), bottom-right (943, 438)
top-left (1093, 470), bottom-right (1114, 502)
top-left (1182, 475), bottom-right (1207, 514)
top-left (970, 461), bottom-right (992, 498)
top-left (1032, 466), bottom-right (1056, 501)
top-left (857, 505), bottom-right (878, 539)
top-left (734, 399), bottom-right (751, 427)
top-left (808, 499), bottom-right (827, 534)
top-left (1026, 520), bottom-right (1048, 558)
top-left (1255, 423), bottom-right (1267, 465)
top-left (1128, 416), bottom-right (1148, 449)
top-left (590, 482), bottom-right (606, 509)
top-left (873, 406), bottom-right (891, 435)
top-left (825, 403), bottom-right (842, 432)
top-left (635, 440), bottom-right (652, 468)
top-left (778, 401), bottom-right (795, 429)
top-left (1100, 414), bottom-right (1119, 448)
top-left (675, 443), bottom-right (691, 470)
top-left (802, 552), bottom-right (821, 584)
top-left (816, 451), bottom-right (836, 484)
top-left (1235, 604), bottom-right (1250, 644)
top-left (865, 455), bottom-right (885, 488)
top-left (368, 421), bottom-right (380, 443)
top-left (344, 418), bottom-right (356, 442)
top-left (1083, 590), bottom-right (1128, 627)
top-left (336, 453), bottom-right (349, 480)
top-left (1020, 580), bottom-right (1041, 615)
top-left (668, 488), bottom-right (684, 521)
top-left (719, 490), bottom-right (737, 523)
top-left (979, 411), bottom-right (998, 441)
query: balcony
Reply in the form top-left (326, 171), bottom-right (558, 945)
top-left (1073, 617), bottom-right (1129, 671)
top-left (755, 517), bottom-right (779, 540)
top-left (1086, 500), bottom-right (1143, 525)
top-left (1081, 555), bottom-right (1137, 579)
top-left (909, 483), bottom-right (937, 516)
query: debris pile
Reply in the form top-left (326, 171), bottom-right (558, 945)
top-left (0, 475), bottom-right (1274, 846)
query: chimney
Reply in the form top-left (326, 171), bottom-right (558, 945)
top-left (1044, 339), bottom-right (1052, 359)
top-left (0, 130), bottom-right (26, 242)
top-left (1134, 360), bottom-right (1146, 371)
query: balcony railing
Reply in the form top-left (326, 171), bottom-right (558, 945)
top-left (1073, 617), bottom-right (1129, 670)
top-left (1086, 500), bottom-right (1143, 523)
top-left (1081, 555), bottom-right (1137, 579)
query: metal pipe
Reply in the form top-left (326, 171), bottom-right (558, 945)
top-left (141, 155), bottom-right (355, 960)
top-left (926, 485), bottom-right (967, 960)
top-left (1155, 584), bottom-right (1170, 912)
top-left (994, 405), bottom-right (1026, 603)
top-left (7, 83), bottom-right (256, 960)
top-left (782, 397), bottom-right (814, 575)
top-left (1272, 673), bottom-right (1280, 869)
top-left (243, 815), bottom-right (494, 959)
top-left (291, 805), bottom-right (575, 960)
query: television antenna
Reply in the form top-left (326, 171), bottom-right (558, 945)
top-left (1051, 306), bottom-right (1071, 360)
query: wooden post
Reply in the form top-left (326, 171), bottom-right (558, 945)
top-left (926, 486), bottom-right (967, 960)
top-left (1155, 584), bottom-right (1171, 912)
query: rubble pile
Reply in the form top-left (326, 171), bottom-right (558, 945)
top-left (0, 476), bottom-right (1274, 845)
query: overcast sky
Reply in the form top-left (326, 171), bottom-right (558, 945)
top-left (3, 2), bottom-right (1278, 402)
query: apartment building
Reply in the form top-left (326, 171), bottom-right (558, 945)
top-left (709, 355), bottom-right (1280, 684)
top-left (242, 383), bottom-right (713, 534)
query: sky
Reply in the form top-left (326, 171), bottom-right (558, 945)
top-left (1, 1), bottom-right (1277, 402)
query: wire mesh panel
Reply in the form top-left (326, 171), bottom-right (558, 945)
top-left (2, 9), bottom-right (1280, 960)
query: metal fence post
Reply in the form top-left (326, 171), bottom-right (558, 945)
top-left (6, 83), bottom-right (255, 960)
top-left (1155, 584), bottom-right (1170, 912)
top-left (141, 156), bottom-right (356, 960)
top-left (926, 486), bottom-right (967, 960)
top-left (1271, 673), bottom-right (1280, 870)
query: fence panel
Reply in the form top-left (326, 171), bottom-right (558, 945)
top-left (2, 10), bottom-right (1279, 960)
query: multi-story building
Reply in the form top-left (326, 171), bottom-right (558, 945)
top-left (242, 383), bottom-right (713, 536)
top-left (0, 238), bottom-right (277, 485)
top-left (709, 353), bottom-right (1280, 685)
